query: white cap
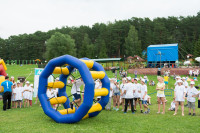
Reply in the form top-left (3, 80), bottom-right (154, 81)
top-left (17, 81), bottom-right (20, 84)
top-left (177, 80), bottom-right (183, 83)
top-left (127, 77), bottom-right (131, 81)
top-left (55, 77), bottom-right (59, 80)
top-left (13, 83), bottom-right (16, 85)
top-left (11, 76), bottom-right (14, 79)
top-left (26, 81), bottom-right (30, 84)
top-left (182, 77), bottom-right (186, 80)
top-left (134, 78), bottom-right (139, 81)
top-left (176, 76), bottom-right (181, 79)
top-left (141, 79), bottom-right (145, 83)
top-left (30, 84), bottom-right (33, 87)
top-left (190, 81), bottom-right (195, 85)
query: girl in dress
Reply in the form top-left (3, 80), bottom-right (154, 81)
top-left (156, 76), bottom-right (166, 114)
top-left (12, 83), bottom-right (17, 108)
top-left (174, 80), bottom-right (186, 116)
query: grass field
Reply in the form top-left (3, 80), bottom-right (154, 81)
top-left (0, 64), bottom-right (200, 133)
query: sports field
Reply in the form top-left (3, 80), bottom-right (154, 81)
top-left (0, 65), bottom-right (200, 133)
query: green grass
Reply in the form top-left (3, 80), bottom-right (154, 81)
top-left (1, 65), bottom-right (200, 133)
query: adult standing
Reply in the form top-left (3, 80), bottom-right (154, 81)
top-left (156, 76), bottom-right (166, 114)
top-left (0, 76), bottom-right (13, 111)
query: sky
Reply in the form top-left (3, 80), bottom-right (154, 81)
top-left (0, 0), bottom-right (199, 39)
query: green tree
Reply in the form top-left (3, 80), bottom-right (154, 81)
top-left (44, 32), bottom-right (76, 60)
top-left (124, 25), bottom-right (142, 56)
top-left (98, 40), bottom-right (107, 58)
top-left (80, 33), bottom-right (91, 57)
top-left (194, 36), bottom-right (200, 57)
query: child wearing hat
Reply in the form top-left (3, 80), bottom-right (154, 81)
top-left (187, 81), bottom-right (198, 116)
top-left (11, 83), bottom-right (17, 108)
top-left (23, 81), bottom-right (31, 108)
top-left (133, 78), bottom-right (143, 113)
top-left (174, 80), bottom-right (186, 116)
top-left (140, 79), bottom-right (150, 114)
top-left (14, 81), bottom-right (23, 108)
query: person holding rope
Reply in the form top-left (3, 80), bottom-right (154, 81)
top-left (71, 77), bottom-right (84, 108)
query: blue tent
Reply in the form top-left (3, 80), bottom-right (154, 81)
top-left (147, 43), bottom-right (178, 67)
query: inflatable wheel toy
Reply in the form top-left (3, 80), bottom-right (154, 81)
top-left (38, 55), bottom-right (110, 123)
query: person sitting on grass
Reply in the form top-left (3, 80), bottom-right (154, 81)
top-left (156, 76), bottom-right (166, 114)
top-left (140, 79), bottom-right (150, 114)
top-left (168, 98), bottom-right (175, 111)
top-left (124, 77), bottom-right (135, 114)
top-left (187, 81), bottom-right (198, 116)
top-left (173, 80), bottom-right (186, 116)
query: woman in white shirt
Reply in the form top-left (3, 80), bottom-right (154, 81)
top-left (124, 77), bottom-right (135, 114)
top-left (174, 80), bottom-right (186, 116)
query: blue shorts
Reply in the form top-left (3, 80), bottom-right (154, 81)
top-left (114, 92), bottom-right (120, 96)
top-left (73, 93), bottom-right (81, 100)
top-left (164, 81), bottom-right (168, 84)
top-left (142, 100), bottom-right (147, 104)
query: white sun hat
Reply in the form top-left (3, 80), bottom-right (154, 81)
top-left (127, 77), bottom-right (131, 81)
top-left (190, 81), bottom-right (195, 85)
top-left (177, 80), bottom-right (183, 83)
top-left (26, 81), bottom-right (30, 84)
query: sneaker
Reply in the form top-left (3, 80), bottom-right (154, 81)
top-left (192, 113), bottom-right (196, 116)
top-left (188, 113), bottom-right (191, 115)
top-left (141, 110), bottom-right (143, 113)
top-left (112, 107), bottom-right (116, 110)
top-left (132, 112), bottom-right (135, 114)
top-left (143, 111), bottom-right (148, 114)
top-left (116, 108), bottom-right (119, 111)
top-left (124, 112), bottom-right (127, 114)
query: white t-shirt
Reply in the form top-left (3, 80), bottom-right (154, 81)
top-left (174, 85), bottom-right (186, 101)
top-left (133, 83), bottom-right (141, 98)
top-left (187, 87), bottom-right (198, 102)
top-left (109, 83), bottom-right (114, 97)
top-left (46, 89), bottom-right (54, 98)
top-left (140, 84), bottom-right (147, 100)
top-left (95, 81), bottom-right (102, 98)
top-left (15, 87), bottom-right (23, 100)
top-left (124, 82), bottom-right (134, 99)
top-left (71, 79), bottom-right (84, 94)
top-left (53, 88), bottom-right (59, 97)
top-left (23, 86), bottom-right (32, 99)
top-left (120, 83), bottom-right (126, 98)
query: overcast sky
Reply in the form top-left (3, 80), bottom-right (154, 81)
top-left (0, 0), bottom-right (199, 39)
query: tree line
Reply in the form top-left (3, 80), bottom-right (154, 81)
top-left (0, 12), bottom-right (200, 61)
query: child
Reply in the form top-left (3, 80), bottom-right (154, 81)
top-left (29, 84), bottom-right (34, 107)
top-left (14, 81), bottom-right (23, 108)
top-left (174, 80), bottom-right (186, 116)
top-left (168, 98), bottom-right (175, 111)
top-left (164, 74), bottom-right (169, 89)
top-left (23, 81), bottom-right (31, 108)
top-left (133, 78), bottom-right (143, 113)
top-left (106, 78), bottom-right (113, 110)
top-left (124, 77), bottom-right (135, 114)
top-left (11, 83), bottom-right (17, 108)
top-left (112, 79), bottom-right (120, 111)
top-left (140, 79), bottom-right (150, 114)
top-left (120, 78), bottom-right (126, 111)
top-left (187, 81), bottom-right (198, 116)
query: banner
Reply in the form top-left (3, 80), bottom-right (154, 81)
top-left (34, 68), bottom-right (53, 97)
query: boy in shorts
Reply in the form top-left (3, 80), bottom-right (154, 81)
top-left (140, 79), bottom-right (150, 114)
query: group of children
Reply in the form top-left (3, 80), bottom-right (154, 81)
top-left (10, 76), bottom-right (33, 108)
top-left (106, 77), bottom-right (151, 114)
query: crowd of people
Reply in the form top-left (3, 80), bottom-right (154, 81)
top-left (1, 72), bottom-right (200, 117)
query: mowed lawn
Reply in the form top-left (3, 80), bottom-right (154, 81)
top-left (0, 64), bottom-right (200, 133)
